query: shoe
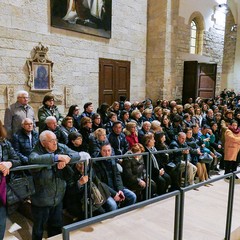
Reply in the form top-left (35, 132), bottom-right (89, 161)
top-left (207, 183), bottom-right (213, 186)
top-left (235, 176), bottom-right (239, 179)
top-left (204, 184), bottom-right (210, 187)
top-left (225, 177), bottom-right (230, 180)
top-left (193, 188), bottom-right (200, 191)
top-left (214, 167), bottom-right (220, 172)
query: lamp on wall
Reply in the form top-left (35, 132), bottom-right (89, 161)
top-left (231, 24), bottom-right (237, 32)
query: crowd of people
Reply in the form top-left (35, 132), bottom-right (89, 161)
top-left (1, 88), bottom-right (240, 239)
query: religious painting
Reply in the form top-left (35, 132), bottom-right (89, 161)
top-left (27, 43), bottom-right (54, 92)
top-left (50, 0), bottom-right (112, 39)
top-left (32, 63), bottom-right (51, 90)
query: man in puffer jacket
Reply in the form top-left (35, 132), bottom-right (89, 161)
top-left (29, 130), bottom-right (82, 240)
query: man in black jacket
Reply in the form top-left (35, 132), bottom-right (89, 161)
top-left (169, 132), bottom-right (197, 187)
top-left (107, 121), bottom-right (129, 156)
top-left (93, 143), bottom-right (136, 212)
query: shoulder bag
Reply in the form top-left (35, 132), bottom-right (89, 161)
top-left (7, 171), bottom-right (35, 206)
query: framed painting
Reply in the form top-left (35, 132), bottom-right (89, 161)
top-left (27, 43), bottom-right (54, 92)
top-left (50, 0), bottom-right (112, 39)
top-left (32, 63), bottom-right (51, 90)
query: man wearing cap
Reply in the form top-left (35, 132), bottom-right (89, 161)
top-left (4, 90), bottom-right (35, 140)
top-left (38, 95), bottom-right (64, 133)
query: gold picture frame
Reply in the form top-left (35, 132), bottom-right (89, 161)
top-left (27, 43), bottom-right (54, 92)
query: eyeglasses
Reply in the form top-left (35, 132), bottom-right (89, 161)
top-left (44, 139), bottom-right (58, 143)
top-left (87, 121), bottom-right (92, 123)
top-left (24, 123), bottom-right (33, 126)
top-left (19, 97), bottom-right (29, 99)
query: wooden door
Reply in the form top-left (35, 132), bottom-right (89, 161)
top-left (182, 61), bottom-right (217, 103)
top-left (197, 63), bottom-right (217, 99)
top-left (99, 58), bottom-right (130, 105)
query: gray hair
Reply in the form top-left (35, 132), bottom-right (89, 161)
top-left (21, 118), bottom-right (33, 125)
top-left (45, 116), bottom-right (57, 124)
top-left (17, 90), bottom-right (29, 98)
top-left (124, 101), bottom-right (131, 106)
top-left (39, 130), bottom-right (56, 142)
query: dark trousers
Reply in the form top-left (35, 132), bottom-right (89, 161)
top-left (0, 205), bottom-right (6, 240)
top-left (31, 202), bottom-right (63, 240)
top-left (224, 160), bottom-right (238, 175)
top-left (154, 172), bottom-right (171, 195)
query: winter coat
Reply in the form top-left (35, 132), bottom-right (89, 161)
top-left (224, 129), bottom-right (240, 161)
top-left (12, 129), bottom-right (39, 164)
top-left (29, 142), bottom-right (81, 207)
top-left (38, 105), bottom-right (64, 133)
top-left (122, 151), bottom-right (146, 190)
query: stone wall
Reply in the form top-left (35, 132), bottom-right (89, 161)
top-left (147, 0), bottom-right (231, 103)
top-left (0, 0), bottom-right (147, 121)
top-left (221, 11), bottom-right (237, 90)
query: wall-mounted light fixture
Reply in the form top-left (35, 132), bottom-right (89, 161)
top-left (231, 24), bottom-right (237, 32)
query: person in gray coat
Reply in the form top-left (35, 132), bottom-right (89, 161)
top-left (4, 90), bottom-right (35, 140)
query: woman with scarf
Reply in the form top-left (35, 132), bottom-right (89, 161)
top-left (143, 133), bottom-right (171, 195)
top-left (224, 120), bottom-right (240, 178)
top-left (0, 120), bottom-right (21, 239)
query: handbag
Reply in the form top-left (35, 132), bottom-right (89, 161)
top-left (90, 176), bottom-right (110, 210)
top-left (7, 172), bottom-right (35, 206)
top-left (199, 153), bottom-right (213, 164)
top-left (165, 162), bottom-right (177, 172)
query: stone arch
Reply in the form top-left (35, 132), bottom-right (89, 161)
top-left (188, 12), bottom-right (205, 54)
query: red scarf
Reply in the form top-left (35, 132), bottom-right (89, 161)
top-left (228, 125), bottom-right (240, 134)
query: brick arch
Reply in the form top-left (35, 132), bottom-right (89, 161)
top-left (188, 12), bottom-right (205, 54)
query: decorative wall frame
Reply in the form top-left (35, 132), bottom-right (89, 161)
top-left (27, 43), bottom-right (54, 92)
top-left (50, 0), bottom-right (112, 39)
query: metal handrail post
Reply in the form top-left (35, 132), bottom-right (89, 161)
top-left (183, 154), bottom-right (188, 187)
top-left (225, 173), bottom-right (235, 240)
top-left (84, 160), bottom-right (89, 219)
top-left (178, 189), bottom-right (185, 240)
top-left (174, 193), bottom-right (181, 240)
top-left (145, 152), bottom-right (150, 200)
top-left (148, 152), bottom-right (152, 199)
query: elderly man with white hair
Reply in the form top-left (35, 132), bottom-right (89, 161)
top-left (43, 116), bottom-right (68, 144)
top-left (4, 90), bottom-right (35, 140)
top-left (29, 130), bottom-right (86, 240)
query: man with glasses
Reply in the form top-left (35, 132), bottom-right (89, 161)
top-left (12, 118), bottom-right (39, 164)
top-left (29, 130), bottom-right (82, 240)
top-left (4, 90), bottom-right (35, 140)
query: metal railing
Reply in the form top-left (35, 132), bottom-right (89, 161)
top-left (9, 150), bottom-right (239, 240)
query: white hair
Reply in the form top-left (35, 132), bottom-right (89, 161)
top-left (45, 116), bottom-right (57, 124)
top-left (39, 130), bottom-right (56, 142)
top-left (124, 101), bottom-right (131, 106)
top-left (21, 118), bottom-right (33, 125)
top-left (17, 90), bottom-right (29, 98)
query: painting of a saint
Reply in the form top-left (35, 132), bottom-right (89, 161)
top-left (51, 0), bottom-right (112, 38)
top-left (34, 65), bottom-right (49, 89)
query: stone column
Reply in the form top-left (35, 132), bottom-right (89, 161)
top-left (146, 0), bottom-right (179, 102)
